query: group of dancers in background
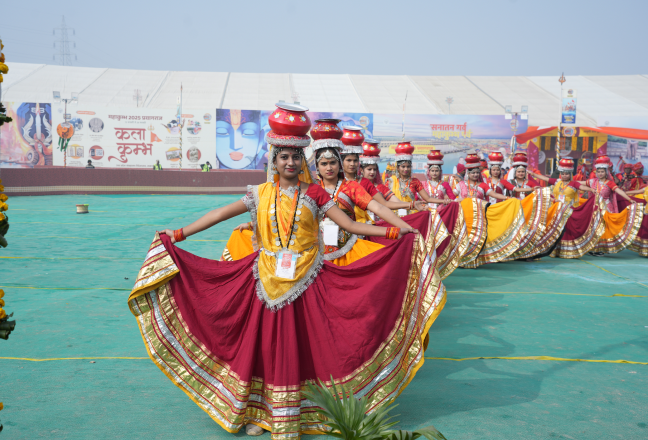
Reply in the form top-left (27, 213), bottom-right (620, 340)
top-left (223, 118), bottom-right (647, 270)
top-left (127, 103), bottom-right (647, 440)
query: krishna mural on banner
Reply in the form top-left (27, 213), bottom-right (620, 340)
top-left (0, 102), bottom-right (53, 167)
top-left (215, 109), bottom-right (270, 170)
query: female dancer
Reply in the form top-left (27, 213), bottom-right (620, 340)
top-left (386, 141), bottom-right (451, 214)
top-left (359, 139), bottom-right (394, 202)
top-left (312, 129), bottom-right (417, 265)
top-left (507, 152), bottom-right (539, 200)
top-left (500, 152), bottom-right (553, 261)
top-left (454, 152), bottom-right (525, 268)
top-left (128, 105), bottom-right (445, 439)
top-left (483, 152), bottom-right (527, 203)
top-left (338, 127), bottom-right (425, 223)
top-left (587, 155), bottom-right (642, 255)
top-left (524, 158), bottom-right (596, 259)
top-left (626, 185), bottom-right (648, 256)
top-left (420, 148), bottom-right (469, 278)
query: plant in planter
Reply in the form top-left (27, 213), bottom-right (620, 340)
top-left (303, 377), bottom-right (447, 440)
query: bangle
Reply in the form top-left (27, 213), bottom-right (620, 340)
top-left (248, 222), bottom-right (253, 230)
top-left (386, 227), bottom-right (399, 240)
top-left (409, 201), bottom-right (414, 210)
top-left (173, 228), bottom-right (186, 243)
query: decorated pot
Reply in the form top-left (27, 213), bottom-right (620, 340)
top-left (310, 119), bottom-right (343, 140)
top-left (341, 126), bottom-right (365, 146)
top-left (362, 139), bottom-right (380, 157)
top-left (268, 103), bottom-right (311, 136)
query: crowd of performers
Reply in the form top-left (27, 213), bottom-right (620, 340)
top-left (126, 103), bottom-right (647, 440)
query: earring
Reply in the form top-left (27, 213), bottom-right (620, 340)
top-left (299, 169), bottom-right (304, 174)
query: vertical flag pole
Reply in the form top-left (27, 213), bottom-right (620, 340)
top-left (179, 83), bottom-right (183, 171)
top-left (558, 73), bottom-right (566, 163)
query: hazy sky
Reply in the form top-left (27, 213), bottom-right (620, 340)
top-left (2, 0), bottom-right (647, 76)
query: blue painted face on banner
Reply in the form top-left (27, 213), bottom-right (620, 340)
top-left (216, 110), bottom-right (265, 169)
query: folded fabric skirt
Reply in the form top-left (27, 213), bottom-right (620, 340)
top-left (128, 233), bottom-right (445, 439)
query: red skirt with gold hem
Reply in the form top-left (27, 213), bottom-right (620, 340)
top-left (619, 197), bottom-right (648, 257)
top-left (551, 197), bottom-right (605, 258)
top-left (128, 233), bottom-right (445, 440)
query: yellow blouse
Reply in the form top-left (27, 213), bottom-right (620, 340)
top-left (387, 177), bottom-right (417, 215)
top-left (553, 180), bottom-right (580, 207)
top-left (242, 182), bottom-right (333, 310)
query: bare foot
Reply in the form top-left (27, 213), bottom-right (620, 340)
top-left (246, 424), bottom-right (264, 436)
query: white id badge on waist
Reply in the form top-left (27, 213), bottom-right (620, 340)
top-left (368, 211), bottom-right (375, 221)
top-left (558, 194), bottom-right (566, 203)
top-left (398, 209), bottom-right (407, 217)
top-left (275, 251), bottom-right (298, 279)
top-left (323, 223), bottom-right (339, 246)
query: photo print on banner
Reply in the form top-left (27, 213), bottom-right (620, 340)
top-left (0, 102), bottom-right (53, 168)
top-left (51, 106), bottom-right (215, 169)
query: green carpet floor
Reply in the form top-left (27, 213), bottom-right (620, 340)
top-left (1, 194), bottom-right (647, 439)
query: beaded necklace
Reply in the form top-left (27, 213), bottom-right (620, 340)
top-left (466, 180), bottom-right (479, 197)
top-left (426, 179), bottom-right (442, 198)
top-left (321, 178), bottom-right (344, 201)
top-left (557, 178), bottom-right (570, 195)
top-left (594, 179), bottom-right (607, 195)
top-left (398, 177), bottom-right (415, 200)
top-left (272, 182), bottom-right (301, 249)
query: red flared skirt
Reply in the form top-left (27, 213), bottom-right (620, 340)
top-left (128, 233), bottom-right (445, 439)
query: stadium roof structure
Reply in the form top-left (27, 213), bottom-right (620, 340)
top-left (3, 63), bottom-right (648, 129)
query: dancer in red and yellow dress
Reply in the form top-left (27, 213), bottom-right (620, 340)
top-left (587, 155), bottom-right (643, 256)
top-left (626, 185), bottom-right (648, 256)
top-left (382, 161), bottom-right (396, 187)
top-left (310, 123), bottom-right (417, 266)
top-left (499, 152), bottom-right (553, 261)
top-left (385, 141), bottom-right (451, 214)
top-left (359, 139), bottom-right (394, 202)
top-left (338, 127), bottom-right (421, 224)
top-left (454, 152), bottom-right (525, 268)
top-left (525, 157), bottom-right (598, 259)
top-left (420, 148), bottom-right (469, 279)
top-left (128, 103), bottom-right (445, 439)
top-left (379, 141), bottom-right (453, 258)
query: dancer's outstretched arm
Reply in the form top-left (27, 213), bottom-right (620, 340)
top-left (163, 201), bottom-right (248, 242)
top-left (326, 205), bottom-right (415, 238)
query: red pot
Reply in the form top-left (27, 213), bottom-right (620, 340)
top-left (395, 141), bottom-right (415, 155)
top-left (311, 119), bottom-right (343, 140)
top-left (362, 140), bottom-right (380, 157)
top-left (268, 103), bottom-right (311, 136)
top-left (341, 126), bottom-right (364, 146)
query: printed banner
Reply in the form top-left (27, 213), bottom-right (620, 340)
top-left (51, 106), bottom-right (215, 169)
top-left (215, 109), bottom-right (373, 171)
top-left (561, 89), bottom-right (577, 124)
top-left (373, 114), bottom-right (527, 173)
top-left (215, 109), bottom-right (270, 170)
top-left (0, 102), bottom-right (53, 168)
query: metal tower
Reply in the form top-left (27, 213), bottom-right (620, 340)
top-left (53, 16), bottom-right (76, 66)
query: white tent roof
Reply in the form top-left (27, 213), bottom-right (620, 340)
top-left (2, 64), bottom-right (105, 103)
top-left (350, 75), bottom-right (440, 114)
top-left (220, 73), bottom-right (291, 111)
top-left (291, 74), bottom-right (365, 113)
top-left (410, 76), bottom-right (503, 115)
top-left (3, 63), bottom-right (648, 129)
